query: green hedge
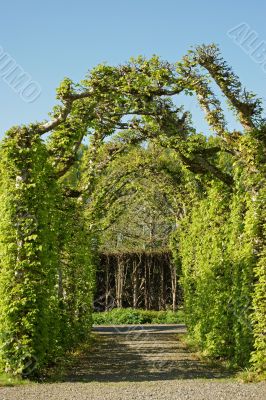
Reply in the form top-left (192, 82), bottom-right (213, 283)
top-left (172, 177), bottom-right (266, 371)
top-left (92, 308), bottom-right (185, 325)
top-left (0, 130), bottom-right (96, 375)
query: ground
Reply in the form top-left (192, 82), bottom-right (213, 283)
top-left (0, 325), bottom-right (265, 400)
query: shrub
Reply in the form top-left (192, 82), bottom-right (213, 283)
top-left (92, 308), bottom-right (185, 325)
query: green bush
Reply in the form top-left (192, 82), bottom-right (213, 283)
top-left (92, 308), bottom-right (185, 325)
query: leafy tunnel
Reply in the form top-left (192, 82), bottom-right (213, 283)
top-left (0, 44), bottom-right (265, 376)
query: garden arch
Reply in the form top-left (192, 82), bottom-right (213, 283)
top-left (0, 44), bottom-right (265, 375)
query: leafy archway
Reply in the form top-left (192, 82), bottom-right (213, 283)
top-left (0, 44), bottom-right (265, 375)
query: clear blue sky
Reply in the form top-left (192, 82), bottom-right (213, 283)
top-left (0, 0), bottom-right (265, 137)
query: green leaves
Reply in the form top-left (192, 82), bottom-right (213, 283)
top-left (0, 129), bottom-right (97, 375)
top-left (56, 77), bottom-right (73, 100)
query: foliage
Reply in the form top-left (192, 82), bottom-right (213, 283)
top-left (98, 145), bottom-right (181, 252)
top-left (173, 159), bottom-right (266, 369)
top-left (0, 373), bottom-right (30, 387)
top-left (0, 129), bottom-right (61, 375)
top-left (0, 129), bottom-right (96, 375)
top-left (92, 308), bottom-right (185, 325)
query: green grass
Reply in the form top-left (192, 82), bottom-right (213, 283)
top-left (92, 307), bottom-right (185, 325)
top-left (0, 373), bottom-right (30, 387)
top-left (237, 369), bottom-right (266, 383)
top-left (41, 334), bottom-right (98, 382)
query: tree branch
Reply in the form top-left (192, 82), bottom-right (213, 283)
top-left (38, 89), bottom-right (93, 135)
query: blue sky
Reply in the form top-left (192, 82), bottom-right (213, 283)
top-left (0, 0), bottom-right (265, 137)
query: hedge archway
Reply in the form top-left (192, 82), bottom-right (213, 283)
top-left (0, 44), bottom-right (265, 375)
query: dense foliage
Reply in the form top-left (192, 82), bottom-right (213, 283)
top-left (0, 130), bottom-right (96, 375)
top-left (93, 308), bottom-right (185, 325)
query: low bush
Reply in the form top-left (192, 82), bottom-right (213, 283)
top-left (92, 308), bottom-right (185, 325)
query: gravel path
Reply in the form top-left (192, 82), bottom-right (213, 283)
top-left (0, 325), bottom-right (265, 400)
